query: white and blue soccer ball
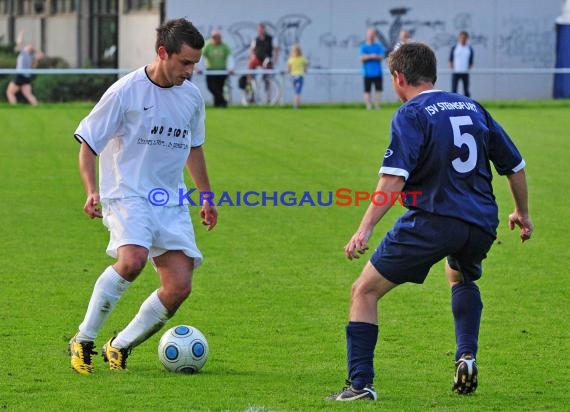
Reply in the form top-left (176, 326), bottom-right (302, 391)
top-left (158, 325), bottom-right (209, 374)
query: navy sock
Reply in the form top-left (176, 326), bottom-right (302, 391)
top-left (346, 321), bottom-right (378, 389)
top-left (451, 282), bottom-right (483, 361)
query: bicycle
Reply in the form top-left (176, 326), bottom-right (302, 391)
top-left (222, 75), bottom-right (232, 106)
top-left (239, 68), bottom-right (282, 106)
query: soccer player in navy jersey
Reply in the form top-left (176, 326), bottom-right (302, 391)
top-left (328, 43), bottom-right (533, 401)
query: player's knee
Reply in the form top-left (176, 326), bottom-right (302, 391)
top-left (176, 282), bottom-right (192, 301)
top-left (163, 282), bottom-right (192, 311)
top-left (351, 278), bottom-right (371, 300)
top-left (6, 84), bottom-right (17, 95)
top-left (447, 272), bottom-right (463, 287)
top-left (117, 252), bottom-right (147, 277)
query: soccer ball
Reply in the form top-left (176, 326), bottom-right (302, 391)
top-left (158, 325), bottom-right (209, 374)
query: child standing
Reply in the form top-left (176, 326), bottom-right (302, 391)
top-left (287, 44), bottom-right (308, 109)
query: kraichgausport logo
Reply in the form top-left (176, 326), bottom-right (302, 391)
top-left (147, 188), bottom-right (422, 207)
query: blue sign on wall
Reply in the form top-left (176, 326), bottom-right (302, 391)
top-left (554, 23), bottom-right (570, 98)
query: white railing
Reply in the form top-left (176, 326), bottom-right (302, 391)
top-left (2, 67), bottom-right (570, 102)
top-left (2, 68), bottom-right (570, 75)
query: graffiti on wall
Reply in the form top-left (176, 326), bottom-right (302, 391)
top-left (200, 7), bottom-right (553, 72)
top-left (314, 8), bottom-right (490, 96)
top-left (497, 17), bottom-right (555, 66)
top-left (317, 8), bottom-right (488, 63)
top-left (429, 12), bottom-right (488, 51)
top-left (177, 0), bottom-right (558, 101)
top-left (317, 7), bottom-right (446, 57)
top-left (366, 7), bottom-right (445, 51)
top-left (226, 14), bottom-right (312, 67)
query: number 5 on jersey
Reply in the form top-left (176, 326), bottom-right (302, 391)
top-left (450, 116), bottom-right (477, 173)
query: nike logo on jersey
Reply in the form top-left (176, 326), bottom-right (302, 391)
top-left (144, 105), bottom-right (154, 111)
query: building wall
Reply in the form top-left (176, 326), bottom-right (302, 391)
top-left (0, 17), bottom-right (9, 44)
top-left (0, 1), bottom-right (93, 67)
top-left (45, 14), bottom-right (77, 64)
top-left (13, 16), bottom-right (41, 49)
top-left (0, 0), bottom-right (159, 68)
top-left (118, 10), bottom-right (160, 70)
top-left (166, 0), bottom-right (563, 102)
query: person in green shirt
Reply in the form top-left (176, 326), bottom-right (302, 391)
top-left (202, 30), bottom-right (233, 107)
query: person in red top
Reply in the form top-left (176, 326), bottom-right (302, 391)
top-left (246, 23), bottom-right (280, 103)
top-left (248, 23), bottom-right (279, 69)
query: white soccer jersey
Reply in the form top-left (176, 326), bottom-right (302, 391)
top-left (74, 67), bottom-right (205, 206)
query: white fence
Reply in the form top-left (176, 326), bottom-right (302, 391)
top-left (2, 68), bottom-right (570, 104)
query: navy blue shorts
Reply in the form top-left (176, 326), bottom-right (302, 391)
top-left (14, 74), bottom-right (32, 86)
top-left (370, 210), bottom-right (495, 284)
top-left (292, 76), bottom-right (304, 94)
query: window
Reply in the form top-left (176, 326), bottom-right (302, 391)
top-left (93, 0), bottom-right (117, 14)
top-left (124, 0), bottom-right (159, 13)
top-left (50, 0), bottom-right (76, 14)
top-left (17, 0), bottom-right (45, 15)
top-left (0, 0), bottom-right (9, 15)
top-left (16, 0), bottom-right (28, 14)
top-left (90, 0), bottom-right (118, 67)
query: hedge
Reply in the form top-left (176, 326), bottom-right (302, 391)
top-left (1, 52), bottom-right (117, 103)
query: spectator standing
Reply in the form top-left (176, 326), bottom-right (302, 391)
top-left (202, 30), bottom-right (234, 107)
top-left (248, 23), bottom-right (279, 69)
top-left (6, 30), bottom-right (44, 106)
top-left (359, 28), bottom-right (385, 110)
top-left (287, 44), bottom-right (308, 109)
top-left (449, 31), bottom-right (474, 97)
top-left (393, 29), bottom-right (412, 52)
top-left (248, 23), bottom-right (280, 104)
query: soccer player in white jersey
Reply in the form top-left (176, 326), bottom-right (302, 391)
top-left (328, 43), bottom-right (533, 400)
top-left (69, 18), bottom-right (218, 374)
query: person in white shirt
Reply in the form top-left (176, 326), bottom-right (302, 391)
top-left (449, 31), bottom-right (474, 97)
top-left (69, 18), bottom-right (218, 374)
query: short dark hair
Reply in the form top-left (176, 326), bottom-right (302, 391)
top-left (155, 18), bottom-right (205, 54)
top-left (388, 43), bottom-right (437, 86)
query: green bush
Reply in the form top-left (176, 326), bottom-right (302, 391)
top-left (0, 49), bottom-right (17, 68)
top-left (33, 74), bottom-right (117, 102)
top-left (0, 36), bottom-right (15, 53)
top-left (36, 56), bottom-right (69, 69)
top-left (0, 74), bottom-right (117, 103)
top-left (1, 51), bottom-right (116, 102)
top-left (0, 54), bottom-right (17, 67)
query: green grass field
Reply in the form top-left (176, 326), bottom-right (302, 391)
top-left (1, 101), bottom-right (569, 411)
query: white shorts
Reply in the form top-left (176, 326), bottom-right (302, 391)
top-left (101, 197), bottom-right (203, 268)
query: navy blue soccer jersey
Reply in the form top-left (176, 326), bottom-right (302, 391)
top-left (380, 90), bottom-right (525, 236)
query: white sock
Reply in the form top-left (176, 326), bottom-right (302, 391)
top-left (76, 266), bottom-right (130, 342)
top-left (113, 290), bottom-right (171, 349)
